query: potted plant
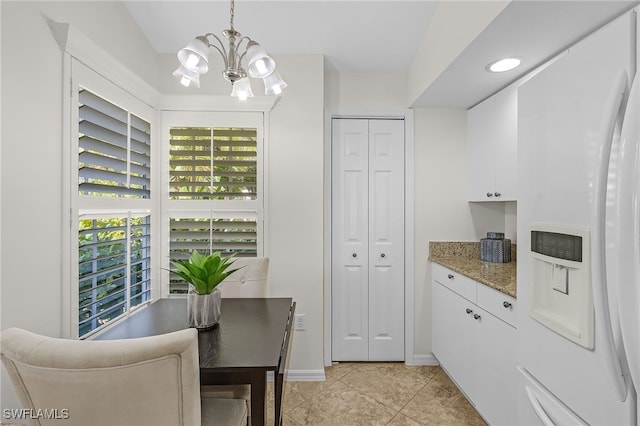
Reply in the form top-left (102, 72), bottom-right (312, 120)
top-left (170, 250), bottom-right (242, 329)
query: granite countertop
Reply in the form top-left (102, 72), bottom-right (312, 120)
top-left (429, 241), bottom-right (517, 299)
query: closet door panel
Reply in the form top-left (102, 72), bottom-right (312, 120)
top-left (331, 119), bottom-right (369, 360)
top-left (369, 119), bottom-right (405, 361)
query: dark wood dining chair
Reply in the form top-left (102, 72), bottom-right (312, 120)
top-left (275, 302), bottom-right (296, 425)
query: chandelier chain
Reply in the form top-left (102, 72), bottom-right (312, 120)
top-left (230, 0), bottom-right (235, 31)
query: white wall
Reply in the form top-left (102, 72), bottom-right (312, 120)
top-left (413, 109), bottom-right (480, 356)
top-left (325, 72), bottom-right (408, 110)
top-left (267, 55), bottom-right (326, 374)
top-left (1, 0), bottom-right (159, 411)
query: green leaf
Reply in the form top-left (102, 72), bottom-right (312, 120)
top-left (190, 250), bottom-right (206, 268)
top-left (168, 250), bottom-right (245, 295)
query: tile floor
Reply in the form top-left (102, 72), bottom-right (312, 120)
top-left (267, 362), bottom-right (487, 425)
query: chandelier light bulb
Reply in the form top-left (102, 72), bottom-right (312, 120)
top-left (173, 65), bottom-right (200, 88)
top-left (246, 42), bottom-right (276, 79)
top-left (263, 70), bottom-right (287, 96)
top-left (231, 77), bottom-right (254, 101)
top-left (254, 59), bottom-right (269, 77)
top-left (185, 54), bottom-right (201, 71)
top-left (178, 37), bottom-right (210, 73)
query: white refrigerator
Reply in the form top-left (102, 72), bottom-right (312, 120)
top-left (517, 8), bottom-right (640, 425)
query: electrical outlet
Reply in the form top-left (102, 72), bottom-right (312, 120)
top-left (294, 314), bottom-right (305, 331)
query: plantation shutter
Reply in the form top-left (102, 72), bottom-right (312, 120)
top-left (79, 89), bottom-right (151, 198)
top-left (168, 217), bottom-right (257, 294)
top-left (169, 127), bottom-right (257, 199)
top-left (78, 215), bottom-right (151, 337)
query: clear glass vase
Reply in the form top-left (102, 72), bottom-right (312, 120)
top-left (187, 287), bottom-right (221, 329)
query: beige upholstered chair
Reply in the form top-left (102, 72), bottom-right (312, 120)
top-left (217, 257), bottom-right (269, 298)
top-left (203, 257), bottom-right (269, 420)
top-left (0, 327), bottom-right (247, 426)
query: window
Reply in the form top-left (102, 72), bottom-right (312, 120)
top-left (169, 127), bottom-right (257, 200)
top-left (163, 113), bottom-right (264, 295)
top-left (78, 90), bottom-right (150, 198)
top-left (72, 60), bottom-right (156, 338)
top-left (78, 215), bottom-right (151, 337)
top-left (168, 216), bottom-right (257, 293)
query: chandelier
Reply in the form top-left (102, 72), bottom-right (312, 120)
top-left (173, 0), bottom-right (287, 100)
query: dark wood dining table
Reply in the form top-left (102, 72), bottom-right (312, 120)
top-left (95, 297), bottom-right (295, 426)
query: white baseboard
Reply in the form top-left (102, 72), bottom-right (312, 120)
top-left (286, 369), bottom-right (326, 381)
top-left (406, 354), bottom-right (439, 366)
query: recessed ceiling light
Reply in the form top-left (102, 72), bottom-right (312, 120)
top-left (487, 58), bottom-right (521, 73)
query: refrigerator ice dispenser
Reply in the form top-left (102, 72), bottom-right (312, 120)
top-left (529, 224), bottom-right (594, 349)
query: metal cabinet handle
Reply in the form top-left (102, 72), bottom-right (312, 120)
top-left (503, 301), bottom-right (512, 308)
top-left (486, 192), bottom-right (494, 198)
top-left (494, 192), bottom-right (501, 198)
top-left (381, 253), bottom-right (386, 258)
top-left (447, 274), bottom-right (454, 279)
top-left (473, 313), bottom-right (481, 320)
top-left (466, 308), bottom-right (473, 314)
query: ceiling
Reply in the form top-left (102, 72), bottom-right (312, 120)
top-left (124, 0), bottom-right (638, 108)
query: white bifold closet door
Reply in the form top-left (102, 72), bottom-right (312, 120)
top-left (331, 118), bottom-right (405, 361)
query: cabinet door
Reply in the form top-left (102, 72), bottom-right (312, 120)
top-left (467, 97), bottom-right (498, 201)
top-left (474, 307), bottom-right (517, 426)
top-left (467, 86), bottom-right (518, 201)
top-left (492, 88), bottom-right (518, 200)
top-left (432, 282), bottom-right (477, 399)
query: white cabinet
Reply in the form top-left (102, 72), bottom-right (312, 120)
top-left (432, 263), bottom-right (517, 426)
top-left (467, 86), bottom-right (518, 201)
top-left (432, 281), bottom-right (478, 399)
top-left (473, 303), bottom-right (517, 426)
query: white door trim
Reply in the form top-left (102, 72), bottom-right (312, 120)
top-left (323, 109), bottom-right (415, 366)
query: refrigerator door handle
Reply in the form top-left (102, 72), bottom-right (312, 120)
top-left (519, 366), bottom-right (589, 425)
top-left (614, 70), bottom-right (640, 396)
top-left (525, 387), bottom-right (555, 426)
top-left (594, 70), bottom-right (629, 401)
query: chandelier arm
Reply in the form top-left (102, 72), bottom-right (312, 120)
top-left (236, 36), bottom-right (252, 64)
top-left (204, 34), bottom-right (230, 68)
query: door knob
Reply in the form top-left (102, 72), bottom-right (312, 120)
top-left (486, 192), bottom-right (494, 197)
top-left (473, 313), bottom-right (481, 320)
top-left (352, 253), bottom-right (357, 258)
top-left (448, 274), bottom-right (454, 279)
top-left (380, 253), bottom-right (386, 258)
top-left (494, 192), bottom-right (501, 197)
top-left (466, 308), bottom-right (473, 314)
top-left (503, 301), bottom-right (512, 308)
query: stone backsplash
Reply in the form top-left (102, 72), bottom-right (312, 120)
top-left (429, 241), bottom-right (517, 262)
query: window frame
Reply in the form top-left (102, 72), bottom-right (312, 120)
top-left (161, 111), bottom-right (265, 297)
top-left (68, 59), bottom-right (160, 339)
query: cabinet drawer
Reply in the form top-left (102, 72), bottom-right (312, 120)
top-left (432, 264), bottom-right (476, 302)
top-left (477, 283), bottom-right (517, 327)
